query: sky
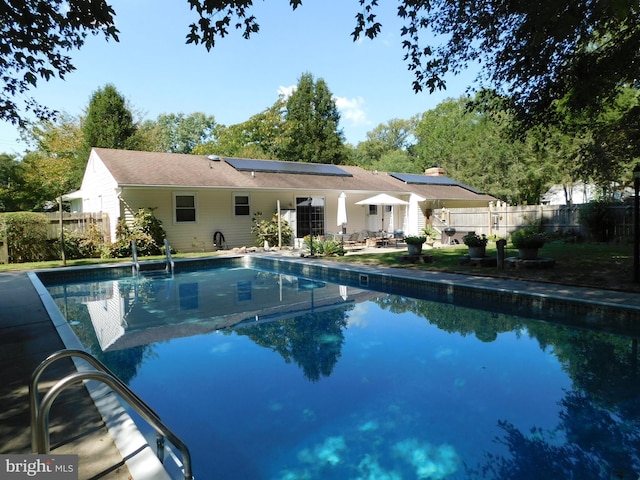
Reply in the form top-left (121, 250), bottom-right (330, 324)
top-left (0, 0), bottom-right (478, 155)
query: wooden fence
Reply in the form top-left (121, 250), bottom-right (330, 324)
top-left (44, 212), bottom-right (111, 241)
top-left (435, 203), bottom-right (634, 242)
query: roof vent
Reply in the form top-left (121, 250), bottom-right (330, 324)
top-left (425, 167), bottom-right (446, 176)
top-left (207, 155), bottom-right (220, 161)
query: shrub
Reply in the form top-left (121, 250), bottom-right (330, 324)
top-left (405, 235), bottom-right (426, 245)
top-left (578, 200), bottom-right (612, 242)
top-left (510, 228), bottom-right (546, 249)
top-left (303, 236), bottom-right (345, 256)
top-left (56, 224), bottom-right (105, 260)
top-left (462, 232), bottom-right (488, 247)
top-left (251, 212), bottom-right (294, 247)
top-left (422, 225), bottom-right (440, 239)
top-left (108, 208), bottom-right (167, 258)
top-left (0, 212), bottom-right (50, 263)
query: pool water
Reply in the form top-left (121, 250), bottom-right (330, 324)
top-left (44, 267), bottom-right (640, 480)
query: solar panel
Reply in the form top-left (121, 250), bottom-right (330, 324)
top-left (225, 157), bottom-right (352, 177)
top-left (390, 172), bottom-right (484, 194)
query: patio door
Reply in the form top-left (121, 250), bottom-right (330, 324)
top-left (296, 196), bottom-right (325, 237)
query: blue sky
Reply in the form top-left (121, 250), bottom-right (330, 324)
top-left (0, 0), bottom-right (478, 155)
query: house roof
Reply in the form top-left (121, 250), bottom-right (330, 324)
top-left (91, 148), bottom-right (494, 201)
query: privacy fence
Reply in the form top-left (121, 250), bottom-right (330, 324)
top-left (436, 203), bottom-right (634, 242)
top-left (0, 212), bottom-right (110, 264)
top-left (42, 212), bottom-right (111, 241)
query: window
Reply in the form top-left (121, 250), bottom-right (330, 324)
top-left (296, 196), bottom-right (325, 237)
top-left (175, 194), bottom-right (196, 223)
top-left (234, 194), bottom-right (250, 216)
top-left (369, 205), bottom-right (378, 216)
top-left (179, 283), bottom-right (199, 310)
top-left (236, 280), bottom-right (252, 302)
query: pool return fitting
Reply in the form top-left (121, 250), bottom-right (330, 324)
top-left (30, 349), bottom-right (194, 480)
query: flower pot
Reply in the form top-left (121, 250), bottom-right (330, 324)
top-left (518, 247), bottom-right (539, 260)
top-left (407, 243), bottom-right (423, 256)
top-left (468, 246), bottom-right (486, 258)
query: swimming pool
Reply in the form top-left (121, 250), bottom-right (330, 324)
top-left (38, 258), bottom-right (640, 479)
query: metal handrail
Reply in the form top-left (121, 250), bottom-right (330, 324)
top-left (131, 239), bottom-right (140, 275)
top-left (164, 239), bottom-right (175, 274)
top-left (30, 349), bottom-right (153, 451)
top-left (30, 349), bottom-right (194, 480)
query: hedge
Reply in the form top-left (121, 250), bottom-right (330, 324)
top-left (0, 212), bottom-right (52, 263)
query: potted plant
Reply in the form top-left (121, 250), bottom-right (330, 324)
top-left (422, 225), bottom-right (440, 246)
top-left (511, 228), bottom-right (546, 260)
top-left (462, 232), bottom-right (488, 258)
top-left (404, 235), bottom-right (426, 256)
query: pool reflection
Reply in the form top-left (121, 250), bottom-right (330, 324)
top-left (46, 269), bottom-right (640, 479)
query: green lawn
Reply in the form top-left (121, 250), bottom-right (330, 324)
top-left (0, 251), bottom-right (224, 272)
top-left (334, 241), bottom-right (638, 292)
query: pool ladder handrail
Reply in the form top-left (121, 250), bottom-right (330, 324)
top-left (164, 239), bottom-right (175, 274)
top-left (29, 349), bottom-right (194, 480)
top-left (131, 239), bottom-right (140, 275)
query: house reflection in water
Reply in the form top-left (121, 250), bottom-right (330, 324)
top-left (51, 269), bottom-right (379, 352)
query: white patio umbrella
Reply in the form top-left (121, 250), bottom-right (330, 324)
top-left (339, 285), bottom-right (348, 301)
top-left (356, 193), bottom-right (409, 231)
top-left (337, 192), bottom-right (348, 233)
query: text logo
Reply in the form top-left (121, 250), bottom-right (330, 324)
top-left (0, 455), bottom-right (77, 479)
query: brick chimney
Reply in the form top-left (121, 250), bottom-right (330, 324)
top-left (425, 167), bottom-right (446, 176)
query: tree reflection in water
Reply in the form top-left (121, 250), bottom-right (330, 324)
top-left (233, 306), bottom-right (350, 382)
top-left (374, 295), bottom-right (640, 479)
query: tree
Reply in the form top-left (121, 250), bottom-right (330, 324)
top-left (154, 112), bottom-right (217, 154)
top-left (0, 0), bottom-right (118, 126)
top-left (191, 99), bottom-right (288, 158)
top-left (3, 1), bottom-right (638, 132)
top-left (185, 1), bottom-right (640, 125)
top-left (280, 72), bottom-right (347, 164)
top-left (352, 117), bottom-right (418, 169)
top-left (19, 151), bottom-right (78, 210)
top-left (23, 113), bottom-right (86, 189)
top-left (0, 153), bottom-right (24, 211)
top-left (563, 87), bottom-right (640, 193)
top-left (366, 117), bottom-right (418, 151)
top-left (414, 95), bottom-right (557, 204)
top-left (82, 84), bottom-right (136, 151)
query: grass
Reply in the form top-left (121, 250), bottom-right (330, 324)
top-left (333, 240), bottom-right (640, 293)
top-left (0, 251), bottom-right (225, 272)
top-left (1, 240), bottom-right (638, 293)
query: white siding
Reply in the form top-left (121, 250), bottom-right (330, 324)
top-left (118, 189), bottom-right (389, 252)
top-left (79, 150), bottom-right (120, 241)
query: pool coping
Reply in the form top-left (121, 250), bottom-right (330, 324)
top-left (28, 253), bottom-right (640, 479)
top-left (28, 270), bottom-right (173, 480)
top-left (250, 254), bottom-right (640, 336)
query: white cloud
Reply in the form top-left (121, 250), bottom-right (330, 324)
top-left (275, 87), bottom-right (371, 137)
top-left (334, 95), bottom-right (369, 127)
top-left (278, 84), bottom-right (296, 99)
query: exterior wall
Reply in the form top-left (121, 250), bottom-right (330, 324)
top-left (79, 151), bottom-right (120, 241)
top-left (119, 188), bottom-right (377, 252)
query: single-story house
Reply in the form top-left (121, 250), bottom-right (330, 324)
top-left (65, 148), bottom-right (495, 252)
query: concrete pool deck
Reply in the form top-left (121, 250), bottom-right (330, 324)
top-left (1, 251), bottom-right (640, 479)
top-left (0, 271), bottom-right (131, 479)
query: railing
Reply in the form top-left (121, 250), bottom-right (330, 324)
top-left (29, 349), bottom-right (194, 480)
top-left (164, 239), bottom-right (175, 274)
top-left (131, 239), bottom-right (140, 275)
